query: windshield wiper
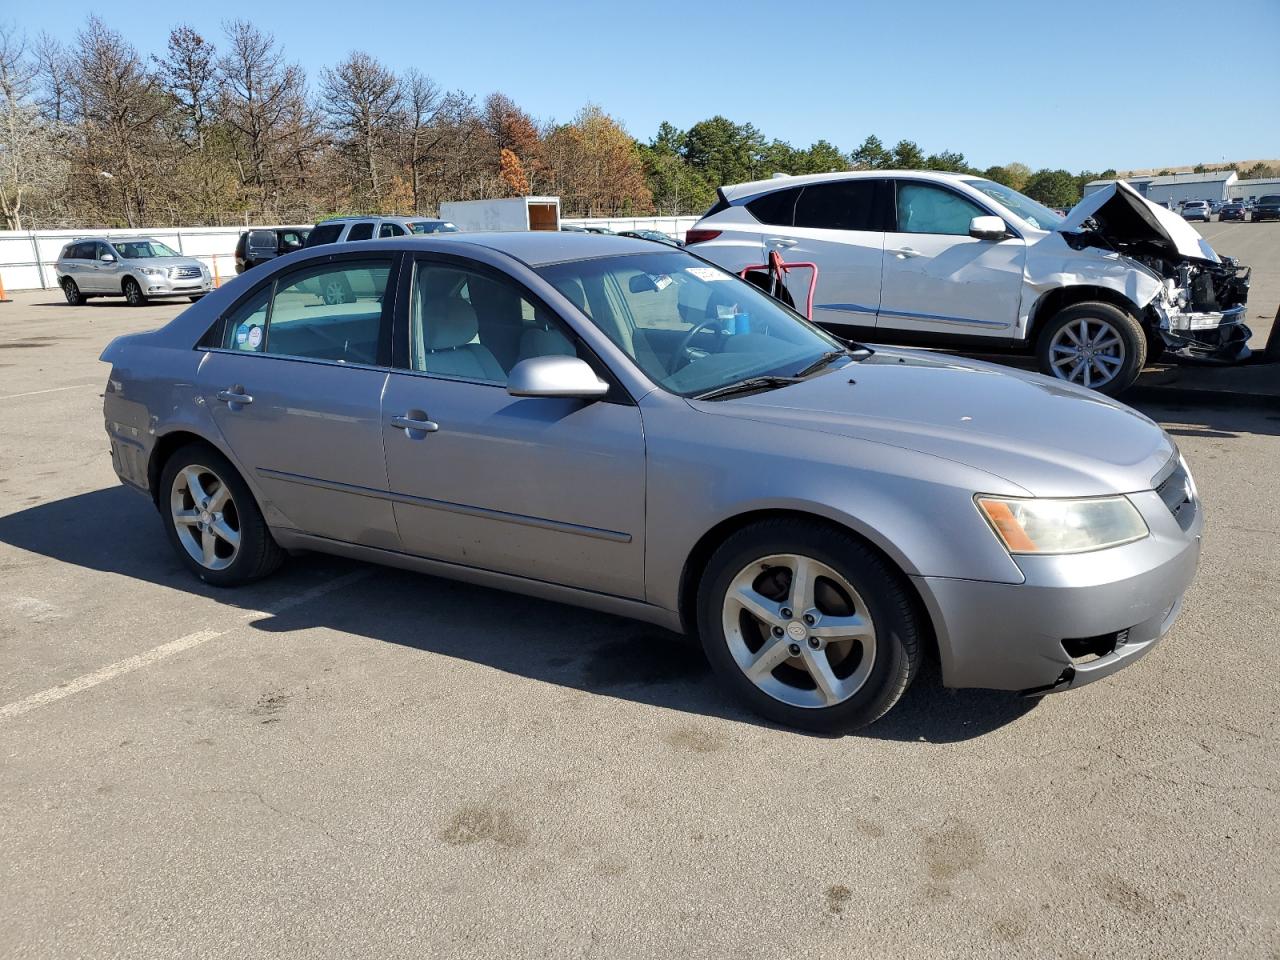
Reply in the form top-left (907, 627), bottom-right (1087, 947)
top-left (792, 345), bottom-right (873, 378)
top-left (692, 375), bottom-right (801, 401)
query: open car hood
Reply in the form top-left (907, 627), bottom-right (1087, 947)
top-left (1059, 180), bottom-right (1219, 263)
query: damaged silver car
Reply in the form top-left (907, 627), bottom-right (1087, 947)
top-left (689, 174), bottom-right (1251, 395)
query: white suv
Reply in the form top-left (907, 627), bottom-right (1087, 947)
top-left (688, 172), bottom-right (1250, 394)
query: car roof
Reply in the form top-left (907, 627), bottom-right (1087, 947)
top-left (297, 231), bottom-right (663, 266)
top-left (720, 169), bottom-right (972, 201)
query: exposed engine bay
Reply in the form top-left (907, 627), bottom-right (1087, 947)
top-left (1059, 182), bottom-right (1252, 362)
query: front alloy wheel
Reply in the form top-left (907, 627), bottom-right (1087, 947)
top-left (723, 554), bottom-right (877, 709)
top-left (697, 519), bottom-right (921, 732)
top-left (123, 277), bottom-right (147, 306)
top-left (1036, 302), bottom-right (1146, 397)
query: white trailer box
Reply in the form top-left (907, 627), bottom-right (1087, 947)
top-left (438, 196), bottom-right (560, 232)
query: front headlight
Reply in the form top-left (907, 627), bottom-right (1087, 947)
top-left (976, 495), bottom-right (1149, 554)
top-left (139, 266), bottom-right (164, 276)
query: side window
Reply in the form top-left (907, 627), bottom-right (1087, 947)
top-left (346, 222), bottom-right (375, 242)
top-left (794, 180), bottom-right (882, 231)
top-left (745, 187), bottom-right (802, 226)
top-left (96, 242), bottom-right (115, 260)
top-left (410, 261), bottom-right (576, 384)
top-left (221, 260), bottom-right (392, 364)
top-left (895, 182), bottom-right (984, 236)
top-left (306, 223), bottom-right (343, 246)
top-left (379, 222), bottom-right (405, 238)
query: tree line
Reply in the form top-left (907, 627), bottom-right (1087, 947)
top-left (0, 16), bottom-right (1264, 232)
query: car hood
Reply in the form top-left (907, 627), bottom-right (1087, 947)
top-left (690, 350), bottom-right (1175, 497)
top-left (125, 257), bottom-right (204, 269)
top-left (1059, 181), bottom-right (1218, 263)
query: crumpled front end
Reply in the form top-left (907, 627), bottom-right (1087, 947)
top-left (1149, 257), bottom-right (1252, 362)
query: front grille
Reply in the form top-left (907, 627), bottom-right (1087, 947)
top-left (170, 266), bottom-right (202, 280)
top-left (1155, 459), bottom-right (1196, 531)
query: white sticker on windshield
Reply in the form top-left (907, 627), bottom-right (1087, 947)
top-left (648, 273), bottom-right (674, 291)
top-left (686, 266), bottom-right (726, 281)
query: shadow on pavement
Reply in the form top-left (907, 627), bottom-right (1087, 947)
top-left (0, 486), bottom-right (1036, 743)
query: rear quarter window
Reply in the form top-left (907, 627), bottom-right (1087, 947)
top-left (745, 187), bottom-right (803, 226)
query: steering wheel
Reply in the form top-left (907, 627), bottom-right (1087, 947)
top-left (670, 316), bottom-right (729, 372)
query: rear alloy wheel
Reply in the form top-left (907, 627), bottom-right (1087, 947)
top-left (321, 276), bottom-right (353, 305)
top-left (1036, 302), bottom-right (1145, 396)
top-left (62, 278), bottom-right (84, 306)
top-left (160, 444), bottom-right (284, 586)
top-left (698, 520), bottom-right (921, 732)
top-left (123, 277), bottom-right (147, 307)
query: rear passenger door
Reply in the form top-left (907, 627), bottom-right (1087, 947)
top-left (196, 254), bottom-right (401, 548)
top-left (753, 180), bottom-right (888, 327)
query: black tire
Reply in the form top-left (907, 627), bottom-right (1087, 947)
top-left (158, 442), bottom-right (284, 587)
top-left (743, 270), bottom-right (796, 309)
top-left (696, 518), bottom-right (922, 733)
top-left (62, 278), bottom-right (84, 306)
top-left (1035, 301), bottom-right (1146, 396)
top-left (188, 295), bottom-right (205, 302)
top-left (123, 277), bottom-right (147, 306)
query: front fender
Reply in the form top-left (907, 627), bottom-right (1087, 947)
top-left (1022, 234), bottom-right (1163, 332)
top-left (639, 397), bottom-right (1027, 614)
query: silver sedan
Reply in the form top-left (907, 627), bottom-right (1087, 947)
top-left (100, 233), bottom-right (1203, 731)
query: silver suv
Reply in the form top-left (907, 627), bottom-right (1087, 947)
top-left (304, 216), bottom-right (459, 247)
top-left (56, 238), bottom-right (212, 306)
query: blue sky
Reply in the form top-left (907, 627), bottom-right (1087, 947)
top-left (12, 0), bottom-right (1279, 172)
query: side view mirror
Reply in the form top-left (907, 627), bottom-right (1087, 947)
top-left (99, 253), bottom-right (116, 263)
top-left (507, 355), bottom-right (609, 400)
top-left (969, 216), bottom-right (1009, 241)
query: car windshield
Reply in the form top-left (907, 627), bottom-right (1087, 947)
top-left (1261, 196), bottom-right (1280, 204)
top-left (409, 221), bottom-right (459, 234)
top-left (113, 240), bottom-right (179, 259)
top-left (962, 179), bottom-right (1065, 230)
top-left (535, 251), bottom-right (849, 398)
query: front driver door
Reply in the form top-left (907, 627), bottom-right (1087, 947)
top-left (197, 255), bottom-right (400, 549)
top-left (381, 256), bottom-right (646, 599)
top-left (877, 180), bottom-right (1026, 339)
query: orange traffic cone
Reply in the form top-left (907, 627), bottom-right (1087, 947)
top-left (0, 271), bottom-right (11, 303)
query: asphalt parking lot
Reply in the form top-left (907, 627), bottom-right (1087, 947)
top-left (1, 233), bottom-right (1278, 958)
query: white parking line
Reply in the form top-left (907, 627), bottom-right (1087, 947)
top-left (0, 384), bottom-right (98, 401)
top-left (0, 568), bottom-right (372, 722)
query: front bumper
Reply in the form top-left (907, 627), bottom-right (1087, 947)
top-left (1155, 300), bottom-right (1252, 363)
top-left (913, 485), bottom-right (1203, 695)
top-left (137, 273), bottom-right (213, 297)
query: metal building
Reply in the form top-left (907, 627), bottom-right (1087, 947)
top-left (1145, 171), bottom-right (1237, 205)
top-left (1083, 176), bottom-right (1155, 198)
top-left (1230, 178), bottom-right (1280, 202)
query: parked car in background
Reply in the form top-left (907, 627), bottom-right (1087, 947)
top-left (1219, 201), bottom-right (1247, 222)
top-left (1250, 195), bottom-right (1280, 222)
top-left (305, 216), bottom-right (459, 247)
top-left (56, 237), bottom-right (212, 306)
top-left (99, 231), bottom-right (1204, 732)
top-left (1181, 200), bottom-right (1211, 222)
top-left (559, 223), bottom-right (587, 233)
top-left (688, 173), bottom-right (1251, 394)
top-left (618, 229), bottom-right (682, 246)
top-left (234, 227), bottom-right (309, 274)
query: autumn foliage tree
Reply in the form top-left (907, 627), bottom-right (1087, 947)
top-left (498, 147), bottom-right (529, 195)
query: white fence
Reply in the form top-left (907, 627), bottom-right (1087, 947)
top-left (0, 216), bottom-right (702, 292)
top-left (0, 225), bottom-right (307, 293)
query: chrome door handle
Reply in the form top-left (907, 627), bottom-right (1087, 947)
top-left (390, 414), bottom-right (439, 434)
top-left (767, 238), bottom-right (799, 248)
top-left (890, 247), bottom-right (922, 259)
top-left (216, 388), bottom-right (253, 405)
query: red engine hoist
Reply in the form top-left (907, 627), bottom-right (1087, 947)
top-left (738, 249), bottom-right (819, 320)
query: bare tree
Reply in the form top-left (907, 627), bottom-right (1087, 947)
top-left (396, 68), bottom-right (445, 213)
top-left (320, 51), bottom-right (400, 210)
top-left (217, 20), bottom-right (316, 219)
top-left (0, 26), bottom-right (65, 228)
top-left (66, 17), bottom-right (169, 226)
